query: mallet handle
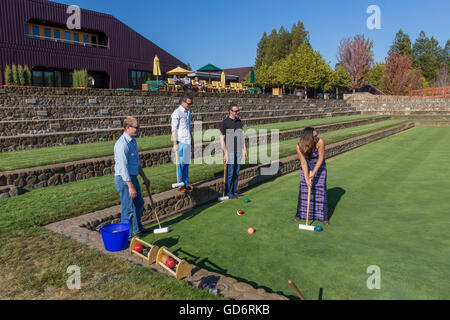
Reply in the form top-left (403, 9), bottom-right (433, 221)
top-left (288, 280), bottom-right (306, 300)
top-left (223, 161), bottom-right (227, 197)
top-left (306, 170), bottom-right (312, 225)
top-left (175, 149), bottom-right (180, 183)
top-left (146, 185), bottom-right (162, 229)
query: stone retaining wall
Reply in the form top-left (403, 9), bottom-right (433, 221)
top-left (80, 122), bottom-right (415, 230)
top-left (0, 100), bottom-right (352, 120)
top-left (0, 116), bottom-right (390, 194)
top-left (349, 97), bottom-right (450, 114)
top-left (0, 111), bottom-right (361, 152)
top-left (0, 106), bottom-right (357, 135)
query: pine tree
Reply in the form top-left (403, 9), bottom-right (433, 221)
top-left (289, 21), bottom-right (310, 53)
top-left (412, 31), bottom-right (445, 83)
top-left (389, 29), bottom-right (412, 56)
top-left (255, 32), bottom-right (268, 69)
top-left (4, 65), bottom-right (13, 85)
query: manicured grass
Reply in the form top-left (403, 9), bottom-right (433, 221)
top-left (142, 126), bottom-right (450, 299)
top-left (0, 119), bottom-right (406, 234)
top-left (0, 115), bottom-right (377, 171)
top-left (0, 119), bottom-right (409, 299)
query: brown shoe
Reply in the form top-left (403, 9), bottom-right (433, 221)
top-left (186, 185), bottom-right (194, 191)
top-left (178, 187), bottom-right (187, 193)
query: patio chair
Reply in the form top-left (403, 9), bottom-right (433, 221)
top-left (167, 78), bottom-right (181, 92)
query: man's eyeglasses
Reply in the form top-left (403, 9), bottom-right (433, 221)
top-left (231, 109), bottom-right (240, 113)
top-left (130, 125), bottom-right (140, 129)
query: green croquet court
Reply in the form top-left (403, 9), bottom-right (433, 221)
top-left (142, 126), bottom-right (450, 299)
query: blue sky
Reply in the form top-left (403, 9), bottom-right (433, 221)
top-left (54, 0), bottom-right (449, 70)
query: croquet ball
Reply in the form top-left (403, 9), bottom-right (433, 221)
top-left (244, 198), bottom-right (249, 203)
top-left (166, 258), bottom-right (175, 269)
top-left (315, 226), bottom-right (323, 232)
top-left (237, 209), bottom-right (244, 215)
top-left (134, 244), bottom-right (143, 252)
top-left (248, 227), bottom-right (255, 234)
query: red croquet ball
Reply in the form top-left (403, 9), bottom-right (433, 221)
top-left (134, 244), bottom-right (143, 253)
top-left (166, 258), bottom-right (175, 269)
top-left (237, 209), bottom-right (243, 215)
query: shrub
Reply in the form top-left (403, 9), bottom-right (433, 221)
top-left (4, 65), bottom-right (13, 85)
top-left (11, 64), bottom-right (19, 85)
top-left (72, 69), bottom-right (89, 87)
top-left (18, 65), bottom-right (25, 85)
top-left (24, 65), bottom-right (32, 85)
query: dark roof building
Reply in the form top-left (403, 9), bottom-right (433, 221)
top-left (0, 0), bottom-right (186, 88)
top-left (220, 67), bottom-right (253, 82)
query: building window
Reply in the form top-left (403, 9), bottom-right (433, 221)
top-left (64, 31), bottom-right (71, 43)
top-left (129, 70), bottom-right (149, 87)
top-left (32, 70), bottom-right (61, 87)
top-left (73, 33), bottom-right (79, 43)
top-left (32, 71), bottom-right (44, 86)
top-left (44, 28), bottom-right (51, 40)
top-left (83, 34), bottom-right (89, 46)
top-left (54, 29), bottom-right (61, 42)
top-left (32, 25), bottom-right (40, 39)
top-left (91, 35), bottom-right (98, 47)
top-left (25, 24), bottom-right (30, 36)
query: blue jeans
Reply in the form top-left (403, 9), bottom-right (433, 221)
top-left (177, 141), bottom-right (191, 186)
top-left (226, 153), bottom-right (242, 197)
top-left (114, 175), bottom-right (144, 241)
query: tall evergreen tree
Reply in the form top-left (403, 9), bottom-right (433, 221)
top-left (255, 32), bottom-right (268, 68)
top-left (412, 31), bottom-right (445, 83)
top-left (278, 26), bottom-right (291, 59)
top-left (289, 21), bottom-right (309, 53)
top-left (389, 29), bottom-right (412, 56)
top-left (254, 21), bottom-right (309, 69)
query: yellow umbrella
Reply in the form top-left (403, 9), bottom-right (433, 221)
top-left (166, 66), bottom-right (192, 75)
top-left (220, 71), bottom-right (225, 87)
top-left (153, 55), bottom-right (161, 80)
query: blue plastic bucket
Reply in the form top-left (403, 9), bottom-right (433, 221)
top-left (100, 220), bottom-right (130, 252)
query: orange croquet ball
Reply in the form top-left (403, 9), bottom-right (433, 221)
top-left (248, 227), bottom-right (255, 234)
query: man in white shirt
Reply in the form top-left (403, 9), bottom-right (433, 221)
top-left (171, 94), bottom-right (194, 192)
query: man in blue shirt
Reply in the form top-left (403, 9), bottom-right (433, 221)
top-left (114, 116), bottom-right (150, 241)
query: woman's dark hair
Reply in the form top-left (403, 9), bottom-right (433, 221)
top-left (297, 127), bottom-right (315, 155)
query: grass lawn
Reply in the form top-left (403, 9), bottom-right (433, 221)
top-left (0, 119), bottom-right (410, 299)
top-left (0, 114), bottom-right (378, 171)
top-left (141, 126), bottom-right (450, 299)
top-left (0, 119), bottom-right (407, 232)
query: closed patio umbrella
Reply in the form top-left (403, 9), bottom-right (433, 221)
top-left (220, 71), bottom-right (225, 87)
top-left (153, 55), bottom-right (161, 80)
